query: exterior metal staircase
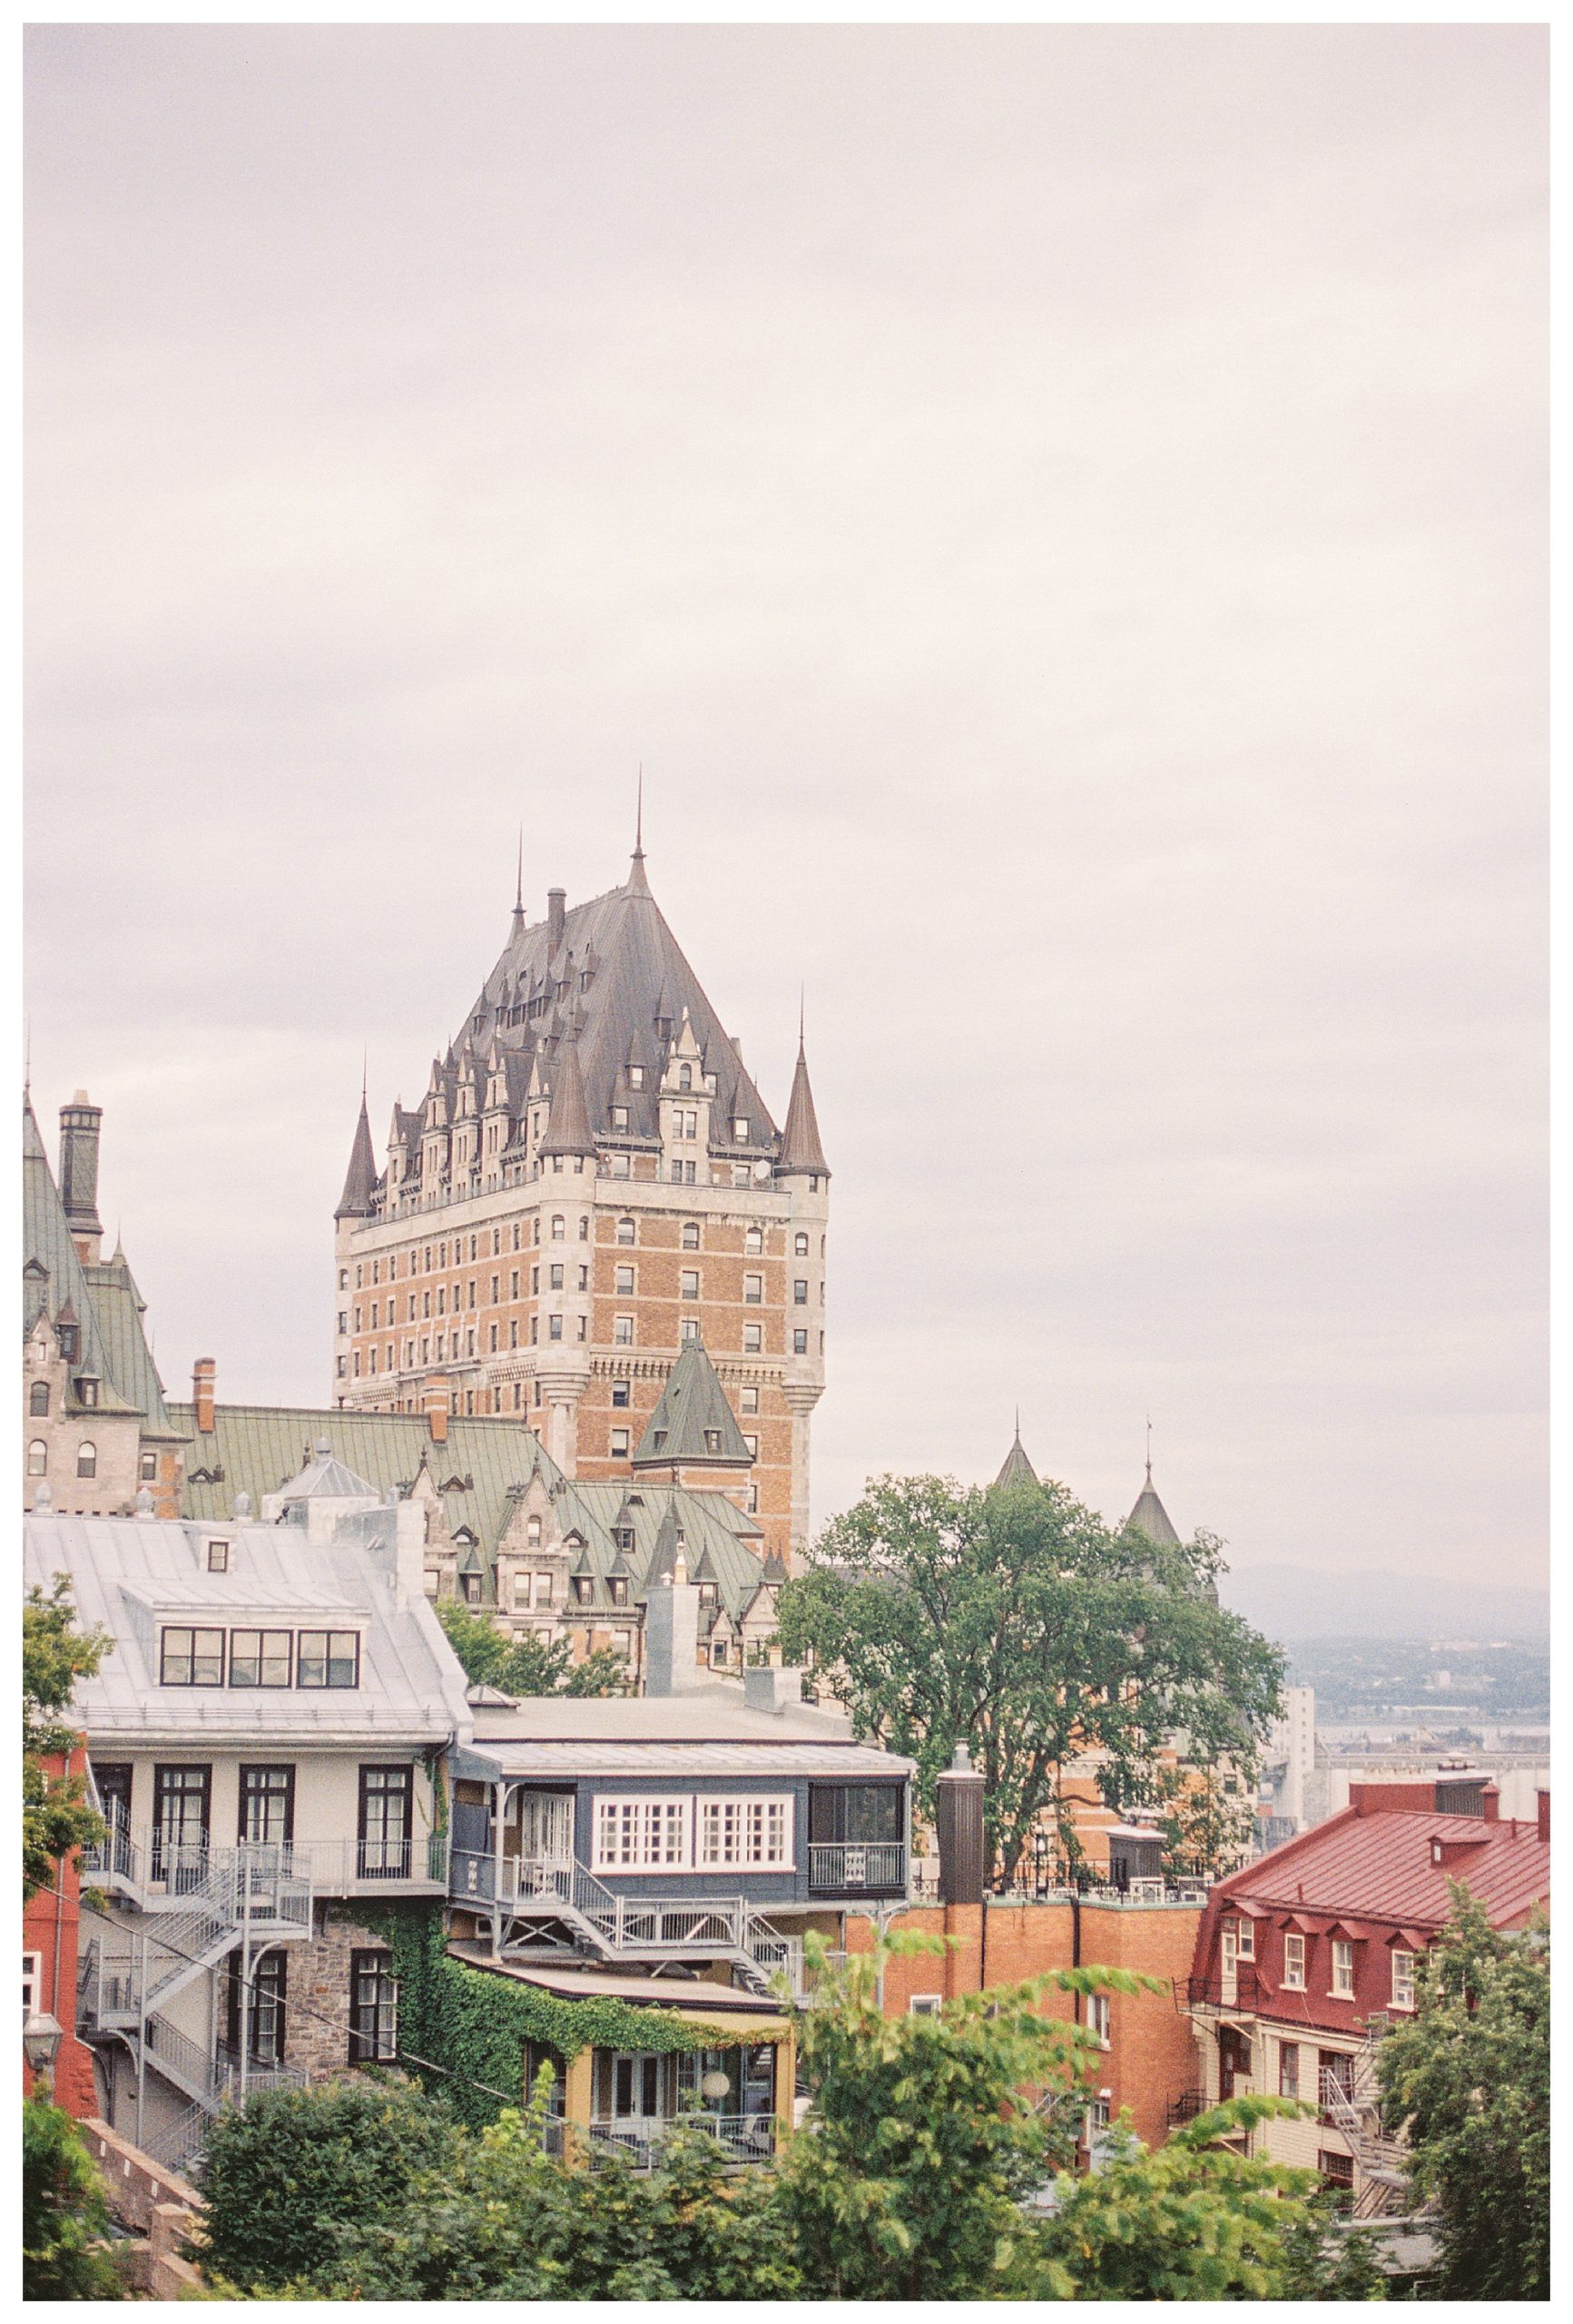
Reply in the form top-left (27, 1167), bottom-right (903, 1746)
top-left (1320, 2024), bottom-right (1410, 2219)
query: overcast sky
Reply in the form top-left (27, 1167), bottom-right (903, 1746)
top-left (25, 25), bottom-right (1547, 1590)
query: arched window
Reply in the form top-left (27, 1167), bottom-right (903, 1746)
top-left (616, 1217), bottom-right (636, 1246)
top-left (550, 1215), bottom-right (565, 1241)
top-left (678, 1064), bottom-right (693, 1091)
top-left (682, 1221), bottom-right (700, 1251)
top-left (76, 1441), bottom-right (97, 1479)
top-left (27, 1440), bottom-right (46, 1476)
top-left (29, 1382), bottom-right (49, 1416)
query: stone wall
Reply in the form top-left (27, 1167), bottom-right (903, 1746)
top-left (283, 1901), bottom-right (408, 2079)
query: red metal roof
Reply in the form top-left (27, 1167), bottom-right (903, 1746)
top-left (1212, 1808), bottom-right (1548, 1931)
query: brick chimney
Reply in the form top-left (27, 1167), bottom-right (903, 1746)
top-left (546, 887), bottom-right (566, 951)
top-left (1537, 1788), bottom-right (1549, 1843)
top-left (423, 1376), bottom-right (450, 1444)
top-left (192, 1357), bottom-right (215, 1434)
top-left (936, 1743), bottom-right (986, 1906)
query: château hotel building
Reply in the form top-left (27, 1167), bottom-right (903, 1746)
top-left (331, 835), bottom-right (830, 1564)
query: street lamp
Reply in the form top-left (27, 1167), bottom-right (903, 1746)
top-left (1031, 1828), bottom-right (1050, 1900)
top-left (699, 2070), bottom-right (732, 2102)
top-left (24, 2008), bottom-right (63, 2095)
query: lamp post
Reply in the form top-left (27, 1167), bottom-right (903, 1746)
top-left (1031, 1827), bottom-right (1049, 1901)
top-left (24, 2008), bottom-right (63, 2100)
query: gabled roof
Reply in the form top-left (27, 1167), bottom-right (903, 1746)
top-left (83, 1248), bottom-right (182, 1441)
top-left (335, 1097), bottom-right (379, 1218)
top-left (1211, 1803), bottom-right (1549, 1932)
top-left (775, 1037), bottom-right (829, 1179)
top-left (632, 1338), bottom-right (752, 1469)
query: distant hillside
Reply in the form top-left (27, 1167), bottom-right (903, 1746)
top-left (1219, 1562), bottom-right (1549, 1646)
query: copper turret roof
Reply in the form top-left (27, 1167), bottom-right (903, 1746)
top-left (994, 1421), bottom-right (1037, 1487)
top-left (1126, 1463), bottom-right (1181, 1549)
top-left (632, 1337), bottom-right (753, 1470)
top-left (537, 1038), bottom-right (597, 1158)
top-left (775, 1038), bottom-right (829, 1179)
top-left (335, 1097), bottom-right (378, 1218)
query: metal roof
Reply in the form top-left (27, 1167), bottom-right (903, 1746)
top-left (23, 1095), bottom-right (144, 1419)
top-left (449, 1950), bottom-right (786, 2015)
top-left (775, 1036), bottom-right (829, 1178)
top-left (335, 1097), bottom-right (379, 1219)
top-left (25, 1510), bottom-right (473, 1748)
top-left (1213, 1806), bottom-right (1549, 1930)
top-left (632, 1338), bottom-right (752, 1469)
top-left (994, 1427), bottom-right (1037, 1488)
top-left (459, 1738), bottom-right (911, 1779)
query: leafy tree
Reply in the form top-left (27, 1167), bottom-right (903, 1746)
top-left (23, 1579), bottom-right (110, 1900)
top-left (1376, 1888), bottom-right (1549, 2300)
top-left (778, 1473), bottom-right (1283, 1885)
top-left (199, 2074), bottom-right (461, 2293)
top-left (22, 2096), bottom-right (126, 2299)
top-left (1030, 2095), bottom-right (1387, 2299)
top-left (275, 2081), bottom-right (802, 2300)
top-left (778, 1933), bottom-right (1148, 2298)
top-left (436, 1598), bottom-right (624, 1699)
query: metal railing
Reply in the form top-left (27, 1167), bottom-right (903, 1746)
top-left (586, 2113), bottom-right (778, 2169)
top-left (83, 1830), bottom-right (446, 1900)
top-left (1175, 1965), bottom-right (1261, 2017)
top-left (806, 1842), bottom-right (906, 1893)
top-left (449, 1851), bottom-right (791, 1996)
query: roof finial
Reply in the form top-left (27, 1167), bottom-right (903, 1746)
top-left (634, 764), bottom-right (644, 860)
top-left (361, 1048), bottom-right (368, 1108)
top-left (1145, 1412), bottom-right (1153, 1483)
top-left (1015, 1403), bottom-right (1021, 1441)
top-left (23, 1018), bottom-right (31, 1099)
top-left (799, 984), bottom-right (805, 1053)
top-left (513, 825), bottom-right (525, 927)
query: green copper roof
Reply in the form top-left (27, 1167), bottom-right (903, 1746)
top-left (22, 1093), bottom-right (143, 1419)
top-left (632, 1338), bottom-right (752, 1469)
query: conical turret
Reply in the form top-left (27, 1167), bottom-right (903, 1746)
top-left (776, 1032), bottom-right (829, 1180)
top-left (537, 1039), bottom-right (597, 1159)
top-left (335, 1096), bottom-right (379, 1219)
top-left (994, 1415), bottom-right (1037, 1488)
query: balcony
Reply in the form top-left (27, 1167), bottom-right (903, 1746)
top-left (82, 1831), bottom-right (447, 1905)
top-left (807, 1842), bottom-right (907, 1896)
top-left (1176, 1964), bottom-right (1261, 2021)
top-left (586, 2113), bottom-right (778, 2170)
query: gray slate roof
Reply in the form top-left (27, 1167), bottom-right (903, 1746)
top-left (336, 1097), bottom-right (379, 1218)
top-left (1126, 1467), bottom-right (1181, 1549)
top-left (23, 1094), bottom-right (154, 1422)
top-left (632, 1338), bottom-right (753, 1470)
top-left (775, 1038), bottom-right (830, 1178)
top-left (994, 1426), bottom-right (1038, 1487)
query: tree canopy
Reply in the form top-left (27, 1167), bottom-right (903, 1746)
top-left (436, 1598), bottom-right (625, 1699)
top-left (23, 1578), bottom-right (110, 1900)
top-left (776, 1472), bottom-right (1283, 1884)
top-left (1376, 1887), bottom-right (1549, 2301)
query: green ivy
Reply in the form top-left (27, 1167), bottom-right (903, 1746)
top-left (359, 1905), bottom-right (735, 2132)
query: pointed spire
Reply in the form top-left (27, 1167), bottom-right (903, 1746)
top-left (335, 1090), bottom-right (379, 1218)
top-left (632, 1337), bottom-right (752, 1468)
top-left (512, 827), bottom-right (526, 933)
top-left (1126, 1442), bottom-right (1180, 1550)
top-left (537, 1038), bottom-right (597, 1158)
top-left (775, 1019), bottom-right (830, 1180)
top-left (994, 1418), bottom-right (1037, 1488)
top-left (627, 766), bottom-right (651, 895)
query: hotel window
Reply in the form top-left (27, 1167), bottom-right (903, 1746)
top-left (1391, 1949), bottom-right (1417, 2011)
top-left (76, 1440), bottom-right (98, 1477)
top-left (1282, 1934), bottom-right (1305, 1990)
top-left (611, 1106), bottom-right (629, 1133)
top-left (29, 1382), bottom-right (47, 1415)
top-left (1330, 1940), bottom-right (1355, 1999)
top-left (594, 1795), bottom-right (692, 1872)
top-left (549, 1315), bottom-right (564, 1340)
top-left (1278, 2042), bottom-right (1300, 2099)
top-left (745, 1483), bottom-right (759, 1512)
top-left (1087, 1994), bottom-right (1111, 2047)
top-left (526, 1515), bottom-right (542, 1544)
top-left (744, 1226), bottom-right (763, 1256)
top-left (743, 1274), bottom-right (762, 1305)
top-left (682, 1221), bottom-right (700, 1250)
top-left (678, 1065), bottom-right (693, 1091)
top-left (614, 1264), bottom-right (634, 1295)
top-left (793, 1279), bottom-right (809, 1305)
top-left (229, 1630), bottom-right (292, 1688)
top-left (551, 1216), bottom-right (565, 1240)
top-left (795, 1232), bottom-right (810, 1256)
top-left (616, 1217), bottom-right (636, 1246)
top-left (489, 1275), bottom-right (499, 1303)
top-left (793, 1329), bottom-right (808, 1354)
top-left (297, 1630), bottom-right (360, 1689)
top-left (611, 1428), bottom-right (630, 1457)
top-left (550, 1264), bottom-right (564, 1290)
top-left (697, 1795), bottom-right (792, 1869)
top-left (703, 1428), bottom-right (723, 1453)
top-left (611, 1379), bottom-right (630, 1408)
top-left (161, 1627), bottom-right (225, 1687)
top-left (614, 1314), bottom-right (634, 1345)
top-left (611, 1153), bottom-right (630, 1177)
top-left (140, 1451), bottom-right (158, 1482)
top-left (27, 1441), bottom-right (46, 1476)
top-left (742, 1433), bottom-right (758, 1458)
top-left (681, 1270), bottom-right (699, 1300)
top-left (744, 1324), bottom-right (762, 1354)
top-left (609, 1577), bottom-right (628, 1607)
top-left (741, 1384), bottom-right (759, 1414)
top-left (628, 1065), bottom-right (644, 1088)
top-left (733, 1118), bottom-right (749, 1142)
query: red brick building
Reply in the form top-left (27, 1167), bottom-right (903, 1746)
top-left (1184, 1770), bottom-right (1549, 2214)
top-left (23, 1741), bottom-right (100, 2118)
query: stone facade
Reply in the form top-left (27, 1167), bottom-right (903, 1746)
top-left (280, 1902), bottom-right (417, 2080)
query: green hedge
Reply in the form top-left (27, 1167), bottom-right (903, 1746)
top-left (360, 1905), bottom-right (734, 2131)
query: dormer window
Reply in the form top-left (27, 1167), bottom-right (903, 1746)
top-left (610, 1577), bottom-right (628, 1606)
top-left (628, 1066), bottom-right (644, 1088)
top-left (733, 1118), bottom-right (749, 1142)
top-left (526, 1515), bottom-right (542, 1545)
top-left (161, 1626), bottom-right (225, 1686)
top-left (75, 1376), bottom-right (99, 1408)
top-left (573, 1576), bottom-right (595, 1605)
top-left (57, 1324), bottom-right (77, 1362)
top-left (703, 1429), bottom-right (723, 1454)
top-left (678, 1064), bottom-right (693, 1092)
top-left (652, 1430), bottom-right (667, 1452)
top-left (611, 1107), bottom-right (629, 1133)
top-left (699, 1581), bottom-right (717, 1609)
top-left (206, 1540), bottom-right (230, 1573)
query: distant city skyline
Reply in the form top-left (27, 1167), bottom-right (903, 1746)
top-left (25, 24), bottom-right (1547, 1588)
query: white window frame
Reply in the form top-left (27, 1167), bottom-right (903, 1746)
top-left (614, 1314), bottom-right (634, 1346)
top-left (1391, 1948), bottom-right (1418, 2011)
top-left (593, 1795), bottom-right (693, 1874)
top-left (24, 1951), bottom-right (42, 2016)
top-left (1087, 1992), bottom-right (1111, 2048)
top-left (1283, 1933), bottom-right (1306, 1991)
top-left (695, 1794), bottom-right (794, 1871)
top-left (909, 1994), bottom-right (943, 2016)
top-left (1234, 1915), bottom-right (1255, 1962)
top-left (1330, 1939), bottom-right (1355, 1999)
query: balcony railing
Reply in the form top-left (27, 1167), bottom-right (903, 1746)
top-left (807, 1842), bottom-right (906, 1894)
top-left (1176, 1965), bottom-right (1262, 2018)
top-left (586, 2113), bottom-right (778, 2170)
top-left (82, 1831), bottom-right (447, 1901)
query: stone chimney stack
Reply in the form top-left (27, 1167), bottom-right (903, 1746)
top-left (546, 888), bottom-right (566, 951)
top-left (935, 1742), bottom-right (986, 1906)
top-left (644, 1571), bottom-right (701, 1699)
top-left (1538, 1788), bottom-right (1550, 1843)
top-left (423, 1376), bottom-right (451, 1444)
top-left (192, 1357), bottom-right (216, 1434)
top-left (59, 1091), bottom-right (104, 1263)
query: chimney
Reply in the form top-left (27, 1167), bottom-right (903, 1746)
top-left (59, 1091), bottom-right (105, 1263)
top-left (1537, 1788), bottom-right (1549, 1843)
top-left (644, 1571), bottom-right (701, 1698)
top-left (424, 1376), bottom-right (450, 1445)
top-left (546, 888), bottom-right (566, 951)
top-left (935, 1742), bottom-right (986, 1906)
top-left (192, 1357), bottom-right (216, 1435)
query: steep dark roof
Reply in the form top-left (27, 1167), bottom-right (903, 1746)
top-left (22, 1092), bottom-right (144, 1419)
top-left (1126, 1466), bottom-right (1181, 1549)
top-left (336, 1098), bottom-right (379, 1218)
top-left (632, 1338), bottom-right (752, 1469)
top-left (994, 1424), bottom-right (1037, 1487)
top-left (537, 1039), bottom-right (597, 1158)
top-left (775, 1039), bottom-right (829, 1179)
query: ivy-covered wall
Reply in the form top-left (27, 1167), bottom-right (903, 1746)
top-left (359, 1905), bottom-right (734, 2132)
